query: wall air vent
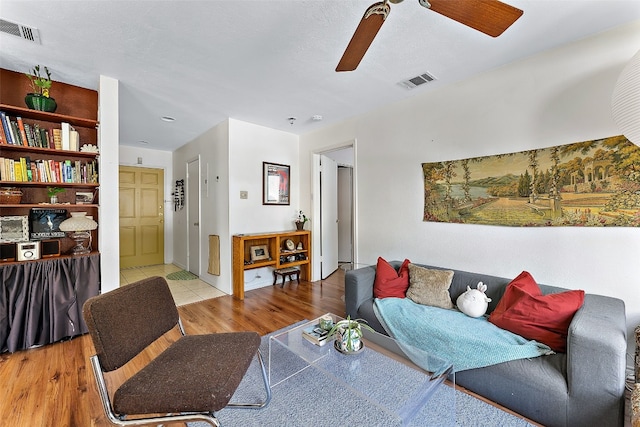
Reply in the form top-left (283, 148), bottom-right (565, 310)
top-left (0, 19), bottom-right (41, 44)
top-left (398, 71), bottom-right (436, 90)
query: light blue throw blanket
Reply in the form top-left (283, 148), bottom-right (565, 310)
top-left (374, 298), bottom-right (553, 372)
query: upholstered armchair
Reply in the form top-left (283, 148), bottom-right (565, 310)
top-left (83, 276), bottom-right (270, 426)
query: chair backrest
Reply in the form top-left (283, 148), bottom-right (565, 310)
top-left (83, 276), bottom-right (179, 372)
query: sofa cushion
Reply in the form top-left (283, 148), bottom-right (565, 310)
top-left (406, 264), bottom-right (454, 309)
top-left (373, 257), bottom-right (411, 299)
top-left (488, 271), bottom-right (585, 352)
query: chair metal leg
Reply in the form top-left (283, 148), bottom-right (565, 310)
top-left (226, 349), bottom-right (272, 410)
top-left (89, 355), bottom-right (221, 427)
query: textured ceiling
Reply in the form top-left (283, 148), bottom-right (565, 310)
top-left (1, 1), bottom-right (639, 151)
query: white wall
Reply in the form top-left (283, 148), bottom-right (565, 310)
top-left (98, 75), bottom-right (120, 293)
top-left (172, 118), bottom-right (299, 294)
top-left (300, 21), bottom-right (640, 353)
top-left (228, 119), bottom-right (300, 291)
top-left (119, 145), bottom-right (175, 264)
top-left (173, 120), bottom-right (231, 292)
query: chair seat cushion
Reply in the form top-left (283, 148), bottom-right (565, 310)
top-left (113, 332), bottom-right (260, 415)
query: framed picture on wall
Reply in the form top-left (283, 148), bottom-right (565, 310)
top-left (263, 162), bottom-right (290, 205)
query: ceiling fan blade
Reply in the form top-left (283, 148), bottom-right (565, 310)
top-left (336, 2), bottom-right (390, 72)
top-left (426, 0), bottom-right (523, 37)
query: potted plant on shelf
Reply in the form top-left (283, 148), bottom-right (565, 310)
top-left (295, 210), bottom-right (309, 230)
top-left (327, 316), bottom-right (375, 354)
top-left (47, 187), bottom-right (65, 204)
top-left (25, 65), bottom-right (57, 112)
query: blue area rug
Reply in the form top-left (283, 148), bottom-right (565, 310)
top-left (189, 322), bottom-right (536, 427)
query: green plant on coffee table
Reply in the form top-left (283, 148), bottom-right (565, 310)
top-left (25, 65), bottom-right (53, 97)
top-left (327, 316), bottom-right (375, 353)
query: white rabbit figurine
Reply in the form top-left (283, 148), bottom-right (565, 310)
top-left (456, 282), bottom-right (492, 318)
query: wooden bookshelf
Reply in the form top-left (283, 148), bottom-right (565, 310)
top-left (232, 230), bottom-right (311, 300)
top-left (0, 67), bottom-right (99, 257)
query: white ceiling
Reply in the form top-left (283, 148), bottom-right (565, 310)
top-left (1, 1), bottom-right (639, 152)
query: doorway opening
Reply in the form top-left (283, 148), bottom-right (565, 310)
top-left (311, 144), bottom-right (356, 281)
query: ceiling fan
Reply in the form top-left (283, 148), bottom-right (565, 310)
top-left (336, 0), bottom-right (524, 72)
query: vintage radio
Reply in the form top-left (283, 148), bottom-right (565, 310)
top-left (17, 241), bottom-right (40, 261)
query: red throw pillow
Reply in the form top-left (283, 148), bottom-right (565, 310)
top-left (373, 257), bottom-right (411, 299)
top-left (488, 271), bottom-right (585, 352)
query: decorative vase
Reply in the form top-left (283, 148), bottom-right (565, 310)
top-left (50, 195), bottom-right (58, 204)
top-left (25, 93), bottom-right (57, 113)
top-left (295, 221), bottom-right (304, 230)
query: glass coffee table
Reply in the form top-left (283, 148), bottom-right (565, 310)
top-left (268, 313), bottom-right (455, 426)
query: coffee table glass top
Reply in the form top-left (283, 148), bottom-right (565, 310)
top-left (268, 313), bottom-right (455, 426)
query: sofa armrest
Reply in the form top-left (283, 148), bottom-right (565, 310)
top-left (566, 294), bottom-right (627, 425)
top-left (345, 265), bottom-right (377, 319)
top-left (632, 385), bottom-right (640, 427)
top-left (633, 325), bottom-right (640, 427)
top-left (633, 325), bottom-right (640, 382)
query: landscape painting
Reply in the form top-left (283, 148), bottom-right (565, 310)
top-left (422, 135), bottom-right (640, 227)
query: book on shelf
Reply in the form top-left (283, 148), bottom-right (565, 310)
top-left (9, 120), bottom-right (21, 145)
top-left (301, 323), bottom-right (330, 346)
top-left (16, 117), bottom-right (29, 147)
top-left (0, 157), bottom-right (98, 183)
top-left (0, 111), bottom-right (15, 145)
top-left (0, 116), bottom-right (7, 144)
top-left (60, 122), bottom-right (79, 151)
top-left (0, 112), bottom-right (84, 150)
top-left (52, 128), bottom-right (62, 150)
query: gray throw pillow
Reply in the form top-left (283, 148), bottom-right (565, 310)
top-left (406, 264), bottom-right (454, 309)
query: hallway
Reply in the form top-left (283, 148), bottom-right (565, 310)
top-left (120, 263), bottom-right (226, 305)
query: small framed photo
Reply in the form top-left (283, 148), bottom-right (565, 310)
top-left (263, 162), bottom-right (290, 205)
top-left (75, 191), bottom-right (95, 204)
top-left (0, 215), bottom-right (29, 243)
top-left (250, 244), bottom-right (270, 262)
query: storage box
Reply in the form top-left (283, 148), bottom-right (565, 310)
top-left (0, 188), bottom-right (23, 204)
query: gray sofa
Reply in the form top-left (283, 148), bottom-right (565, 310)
top-left (345, 261), bottom-right (627, 427)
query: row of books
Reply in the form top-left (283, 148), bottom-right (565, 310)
top-left (0, 157), bottom-right (98, 184)
top-left (0, 111), bottom-right (81, 151)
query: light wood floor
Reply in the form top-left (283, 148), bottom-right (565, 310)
top-left (0, 270), bottom-right (346, 427)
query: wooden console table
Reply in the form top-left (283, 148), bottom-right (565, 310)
top-left (0, 253), bottom-right (100, 353)
top-left (232, 230), bottom-right (311, 300)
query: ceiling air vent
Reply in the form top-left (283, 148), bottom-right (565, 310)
top-left (0, 19), bottom-right (41, 44)
top-left (398, 71), bottom-right (436, 90)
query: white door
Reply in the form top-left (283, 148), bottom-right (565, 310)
top-left (337, 166), bottom-right (353, 263)
top-left (320, 155), bottom-right (339, 279)
top-left (187, 158), bottom-right (200, 275)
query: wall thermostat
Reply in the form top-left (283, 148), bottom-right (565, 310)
top-left (17, 241), bottom-right (40, 261)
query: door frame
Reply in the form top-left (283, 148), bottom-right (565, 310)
top-left (186, 156), bottom-right (201, 275)
top-left (311, 140), bottom-right (358, 282)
